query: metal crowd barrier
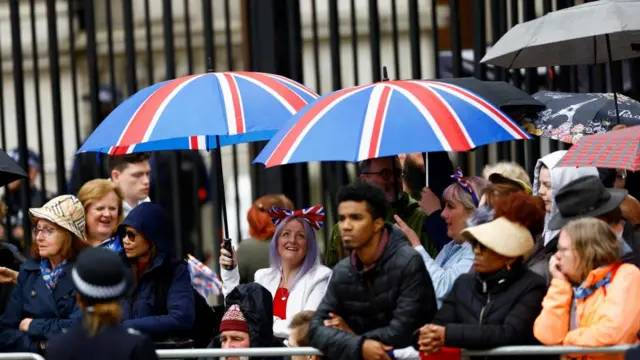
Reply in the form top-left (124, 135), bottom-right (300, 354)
top-left (462, 345), bottom-right (634, 356)
top-left (0, 354), bottom-right (45, 360)
top-left (154, 345), bottom-right (636, 358)
top-left (156, 347), bottom-right (322, 358)
top-left (1, 345), bottom-right (635, 359)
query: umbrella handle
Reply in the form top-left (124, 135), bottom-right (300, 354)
top-left (425, 154), bottom-right (429, 188)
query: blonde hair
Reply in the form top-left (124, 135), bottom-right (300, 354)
top-left (78, 179), bottom-right (124, 233)
top-left (76, 295), bottom-right (122, 337)
top-left (289, 310), bottom-right (315, 347)
top-left (443, 176), bottom-right (489, 212)
top-left (562, 218), bottom-right (620, 281)
top-left (482, 162), bottom-right (531, 188)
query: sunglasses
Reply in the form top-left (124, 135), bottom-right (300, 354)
top-left (119, 229), bottom-right (138, 242)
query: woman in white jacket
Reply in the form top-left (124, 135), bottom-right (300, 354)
top-left (220, 205), bottom-right (332, 340)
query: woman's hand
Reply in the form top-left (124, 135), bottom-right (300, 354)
top-left (394, 215), bottom-right (421, 248)
top-left (420, 188), bottom-right (442, 216)
top-left (0, 267), bottom-right (18, 284)
top-left (418, 324), bottom-right (446, 354)
top-left (19, 318), bottom-right (32, 332)
top-left (219, 247), bottom-right (237, 270)
top-left (549, 256), bottom-right (567, 281)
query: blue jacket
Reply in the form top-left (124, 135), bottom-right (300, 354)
top-left (118, 203), bottom-right (195, 338)
top-left (0, 260), bottom-right (81, 352)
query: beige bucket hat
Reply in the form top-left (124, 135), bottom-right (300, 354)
top-left (461, 217), bottom-right (534, 258)
top-left (30, 195), bottom-right (87, 242)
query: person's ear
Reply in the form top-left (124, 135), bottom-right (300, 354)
top-left (111, 169), bottom-right (120, 183)
top-left (373, 217), bottom-right (385, 233)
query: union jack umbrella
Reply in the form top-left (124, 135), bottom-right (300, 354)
top-left (253, 80), bottom-right (531, 167)
top-left (187, 254), bottom-right (223, 298)
top-left (558, 126), bottom-right (640, 171)
top-left (78, 71), bottom-right (319, 154)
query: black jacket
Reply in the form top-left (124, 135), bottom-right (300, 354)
top-left (45, 325), bottom-right (159, 360)
top-left (0, 242), bottom-right (24, 314)
top-left (622, 221), bottom-right (640, 268)
top-left (199, 282), bottom-right (284, 360)
top-left (525, 236), bottom-right (558, 286)
top-left (433, 261), bottom-right (549, 360)
top-left (308, 225), bottom-right (437, 360)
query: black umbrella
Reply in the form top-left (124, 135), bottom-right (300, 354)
top-left (523, 91), bottom-right (640, 144)
top-left (434, 77), bottom-right (545, 117)
top-left (0, 149), bottom-right (28, 187)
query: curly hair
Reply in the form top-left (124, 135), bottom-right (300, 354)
top-left (247, 194), bottom-right (294, 241)
top-left (337, 181), bottom-right (388, 221)
top-left (493, 193), bottom-right (546, 238)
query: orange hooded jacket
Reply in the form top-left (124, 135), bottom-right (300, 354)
top-left (533, 263), bottom-right (640, 360)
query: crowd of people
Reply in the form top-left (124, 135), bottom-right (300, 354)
top-left (0, 147), bottom-right (639, 360)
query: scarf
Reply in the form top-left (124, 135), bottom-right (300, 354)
top-left (573, 269), bottom-right (615, 300)
top-left (40, 259), bottom-right (67, 291)
top-left (570, 263), bottom-right (621, 329)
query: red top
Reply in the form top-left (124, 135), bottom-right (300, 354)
top-left (273, 287), bottom-right (289, 319)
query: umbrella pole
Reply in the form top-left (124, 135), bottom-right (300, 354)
top-left (424, 153), bottom-right (429, 188)
top-left (215, 136), bottom-right (230, 240)
top-left (605, 34), bottom-right (621, 125)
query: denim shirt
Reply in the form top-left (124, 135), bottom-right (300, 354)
top-left (414, 241), bottom-right (474, 308)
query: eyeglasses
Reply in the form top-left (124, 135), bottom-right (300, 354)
top-left (119, 229), bottom-right (138, 242)
top-left (361, 169), bottom-right (403, 181)
top-left (32, 227), bottom-right (56, 237)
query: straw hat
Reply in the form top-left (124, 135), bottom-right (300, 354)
top-left (461, 217), bottom-right (534, 258)
top-left (29, 195), bottom-right (86, 242)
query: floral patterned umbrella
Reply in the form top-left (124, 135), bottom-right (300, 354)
top-left (521, 91), bottom-right (640, 144)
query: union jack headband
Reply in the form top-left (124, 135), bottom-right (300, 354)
top-left (451, 168), bottom-right (479, 207)
top-left (269, 205), bottom-right (325, 230)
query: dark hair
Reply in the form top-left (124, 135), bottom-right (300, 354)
top-left (358, 156), bottom-right (400, 175)
top-left (403, 157), bottom-right (426, 198)
top-left (598, 206), bottom-right (623, 225)
top-left (337, 181), bottom-right (388, 221)
top-left (108, 153), bottom-right (152, 173)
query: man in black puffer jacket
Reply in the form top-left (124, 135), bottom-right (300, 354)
top-left (308, 182), bottom-right (437, 360)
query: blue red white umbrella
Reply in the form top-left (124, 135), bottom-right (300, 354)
top-left (78, 71), bottom-right (319, 155)
top-left (254, 80), bottom-right (531, 167)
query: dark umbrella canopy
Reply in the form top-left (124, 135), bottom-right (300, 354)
top-left (434, 77), bottom-right (545, 116)
top-left (0, 149), bottom-right (28, 187)
top-left (522, 91), bottom-right (640, 143)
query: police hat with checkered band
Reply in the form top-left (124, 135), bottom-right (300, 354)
top-left (72, 247), bottom-right (130, 304)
